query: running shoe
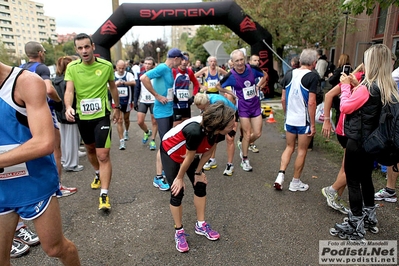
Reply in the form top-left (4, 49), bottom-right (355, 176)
top-left (58, 184), bottom-right (78, 198)
top-left (337, 198), bottom-right (350, 215)
top-left (274, 172), bottom-right (285, 190)
top-left (149, 140), bottom-right (156, 150)
top-left (99, 193), bottom-right (111, 210)
top-left (91, 173), bottom-right (101, 189)
top-left (78, 151), bottom-right (86, 158)
top-left (203, 159), bottom-right (217, 171)
top-left (321, 187), bottom-right (341, 211)
top-left (64, 165), bottom-right (84, 172)
top-left (195, 222), bottom-right (220, 241)
top-left (10, 239), bottom-right (30, 258)
top-left (248, 144), bottom-right (259, 153)
top-left (124, 130), bottom-right (129, 141)
top-left (119, 139), bottom-right (126, 150)
top-left (374, 188), bottom-right (397, 202)
top-left (14, 226), bottom-right (40, 246)
top-left (175, 229), bottom-right (189, 253)
top-left (223, 164), bottom-right (234, 176)
top-left (288, 180), bottom-right (309, 192)
top-left (153, 176), bottom-right (170, 191)
top-left (240, 159), bottom-right (252, 172)
top-left (142, 130), bottom-right (152, 144)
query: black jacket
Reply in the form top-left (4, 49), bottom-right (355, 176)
top-left (344, 83), bottom-right (382, 142)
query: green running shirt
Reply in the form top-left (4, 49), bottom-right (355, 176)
top-left (65, 58), bottom-right (115, 120)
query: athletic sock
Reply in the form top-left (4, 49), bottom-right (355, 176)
top-left (278, 170), bottom-right (285, 174)
top-left (385, 187), bottom-right (396, 195)
top-left (197, 221), bottom-right (205, 227)
top-left (292, 178), bottom-right (300, 183)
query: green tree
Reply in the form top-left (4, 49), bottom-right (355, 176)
top-left (342, 0), bottom-right (399, 15)
top-left (187, 25), bottom-right (243, 64)
top-left (126, 40), bottom-right (142, 62)
top-left (235, 0), bottom-right (342, 59)
top-left (142, 39), bottom-right (168, 64)
top-left (0, 42), bottom-right (14, 65)
top-left (62, 41), bottom-right (76, 56)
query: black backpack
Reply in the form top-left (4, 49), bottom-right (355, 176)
top-left (324, 61), bottom-right (335, 78)
top-left (363, 99), bottom-right (399, 171)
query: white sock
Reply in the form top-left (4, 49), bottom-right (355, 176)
top-left (100, 189), bottom-right (108, 195)
top-left (16, 222), bottom-right (25, 231)
top-left (197, 221), bottom-right (205, 227)
top-left (292, 178), bottom-right (300, 183)
top-left (328, 186), bottom-right (337, 193)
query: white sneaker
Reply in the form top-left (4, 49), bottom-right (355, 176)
top-left (248, 144), bottom-right (259, 153)
top-left (374, 188), bottom-right (397, 202)
top-left (274, 172), bottom-right (285, 190)
top-left (289, 179), bottom-right (309, 192)
top-left (119, 139), bottom-right (126, 150)
top-left (203, 159), bottom-right (217, 171)
top-left (240, 159), bottom-right (252, 172)
top-left (78, 150), bottom-right (86, 157)
top-left (223, 164), bottom-right (234, 176)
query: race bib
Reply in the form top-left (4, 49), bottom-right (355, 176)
top-left (80, 98), bottom-right (102, 115)
top-left (176, 89), bottom-right (189, 101)
top-left (243, 85), bottom-right (256, 100)
top-left (0, 144), bottom-right (29, 180)
top-left (207, 79), bottom-right (218, 89)
top-left (167, 88), bottom-right (174, 102)
top-left (117, 87), bottom-right (128, 97)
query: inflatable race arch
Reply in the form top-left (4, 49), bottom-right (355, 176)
top-left (92, 0), bottom-right (274, 96)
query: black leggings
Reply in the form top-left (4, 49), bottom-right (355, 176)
top-left (160, 148), bottom-right (206, 207)
top-left (344, 139), bottom-right (375, 216)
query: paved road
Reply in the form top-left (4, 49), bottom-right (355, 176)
top-left (16, 107), bottom-right (399, 266)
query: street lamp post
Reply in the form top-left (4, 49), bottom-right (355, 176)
top-left (156, 47), bottom-right (160, 64)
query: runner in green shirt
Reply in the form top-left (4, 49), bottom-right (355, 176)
top-left (64, 33), bottom-right (121, 211)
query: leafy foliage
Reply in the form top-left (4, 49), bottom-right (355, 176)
top-left (236, 0), bottom-right (342, 54)
top-left (142, 39), bottom-right (168, 63)
top-left (187, 25), bottom-right (246, 63)
top-left (342, 0), bottom-right (399, 15)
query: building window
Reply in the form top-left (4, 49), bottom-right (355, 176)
top-left (375, 7), bottom-right (388, 36)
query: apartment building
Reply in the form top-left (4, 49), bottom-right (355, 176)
top-left (0, 0), bottom-right (56, 59)
top-left (328, 3), bottom-right (399, 69)
top-left (171, 25), bottom-right (199, 48)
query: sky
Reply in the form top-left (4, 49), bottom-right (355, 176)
top-left (39, 0), bottom-right (202, 44)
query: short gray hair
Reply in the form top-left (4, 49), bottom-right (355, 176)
top-left (299, 49), bottom-right (318, 66)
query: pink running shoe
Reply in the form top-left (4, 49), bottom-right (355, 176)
top-left (174, 229), bottom-right (189, 253)
top-left (195, 222), bottom-right (220, 240)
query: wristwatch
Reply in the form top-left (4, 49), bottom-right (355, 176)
top-left (195, 171), bottom-right (202, 175)
top-left (113, 104), bottom-right (122, 110)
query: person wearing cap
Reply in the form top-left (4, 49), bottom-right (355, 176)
top-left (140, 48), bottom-right (186, 191)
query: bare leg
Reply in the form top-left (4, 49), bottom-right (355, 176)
top-left (34, 198), bottom-right (80, 265)
top-left (96, 148), bottom-right (112, 189)
top-left (279, 132), bottom-right (296, 171)
top-left (170, 205), bottom-right (183, 228)
top-left (293, 134), bottom-right (312, 178)
top-left (0, 212), bottom-right (18, 265)
top-left (387, 164), bottom-right (399, 189)
top-left (332, 150), bottom-right (347, 197)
